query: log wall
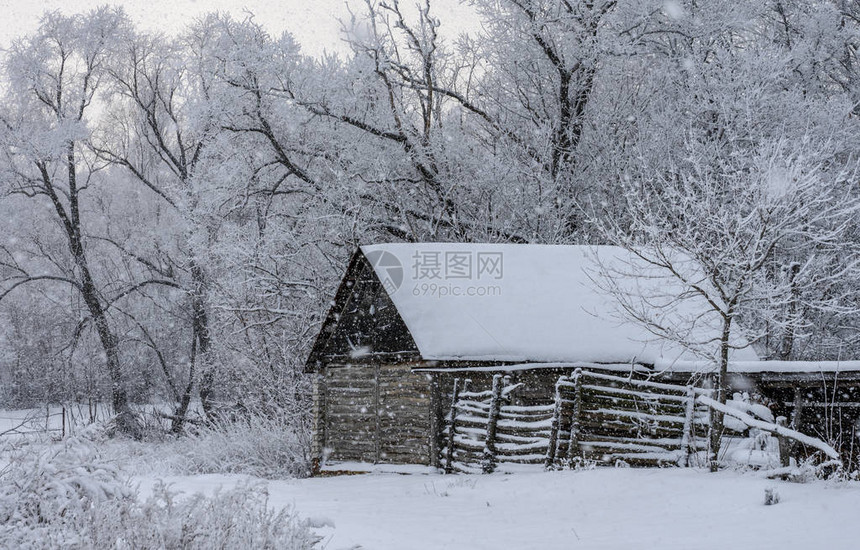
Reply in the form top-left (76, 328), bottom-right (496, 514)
top-left (323, 362), bottom-right (432, 465)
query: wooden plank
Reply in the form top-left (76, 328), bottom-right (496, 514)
top-left (544, 376), bottom-right (567, 469)
top-left (374, 362), bottom-right (381, 464)
top-left (577, 417), bottom-right (685, 440)
top-left (578, 370), bottom-right (691, 395)
top-left (566, 370), bottom-right (583, 462)
top-left (499, 460), bottom-right (547, 466)
top-left (579, 439), bottom-right (675, 454)
top-left (580, 384), bottom-right (688, 402)
top-left (482, 374), bottom-right (503, 474)
top-left (445, 378), bottom-right (461, 473)
top-left (581, 392), bottom-right (688, 416)
top-left (579, 432), bottom-right (682, 445)
top-left (325, 410), bottom-right (377, 421)
top-left (582, 408), bottom-right (688, 425)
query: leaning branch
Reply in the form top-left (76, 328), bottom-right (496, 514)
top-left (0, 276), bottom-right (82, 303)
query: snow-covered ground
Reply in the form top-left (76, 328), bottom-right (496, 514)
top-left (137, 467), bottom-right (860, 550)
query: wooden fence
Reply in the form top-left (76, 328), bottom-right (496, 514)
top-left (544, 369), bottom-right (727, 468)
top-left (0, 406), bottom-right (71, 439)
top-left (443, 368), bottom-right (838, 473)
top-left (444, 375), bottom-right (554, 473)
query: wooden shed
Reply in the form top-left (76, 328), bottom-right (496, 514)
top-left (305, 244), bottom-right (860, 471)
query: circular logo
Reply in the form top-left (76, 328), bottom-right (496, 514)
top-left (365, 250), bottom-right (404, 293)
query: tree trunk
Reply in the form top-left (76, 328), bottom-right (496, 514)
top-left (778, 263), bottom-right (801, 360)
top-left (190, 261), bottom-right (216, 420)
top-left (76, 255), bottom-right (142, 439)
top-left (170, 334), bottom-right (196, 433)
top-left (57, 142), bottom-right (142, 439)
top-left (708, 317), bottom-right (732, 472)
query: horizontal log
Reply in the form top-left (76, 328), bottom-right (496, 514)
top-left (331, 429), bottom-right (381, 441)
top-left (498, 410), bottom-right (554, 422)
top-left (496, 453), bottom-right (546, 464)
top-left (452, 437), bottom-right (484, 452)
top-left (327, 373), bottom-right (377, 383)
top-left (495, 432), bottom-right (547, 445)
top-left (380, 444), bottom-right (430, 455)
top-left (502, 404), bottom-right (556, 413)
top-left (580, 439), bottom-right (674, 455)
top-left (455, 415), bottom-right (491, 428)
top-left (495, 441), bottom-right (549, 455)
top-left (450, 462), bottom-right (482, 474)
top-left (326, 442), bottom-right (375, 453)
top-left (578, 417), bottom-right (685, 440)
top-left (452, 449), bottom-right (484, 463)
top-left (587, 454), bottom-right (681, 467)
top-left (496, 432), bottom-right (551, 444)
top-left (579, 371), bottom-right (692, 395)
top-left (378, 457), bottom-right (431, 466)
top-left (454, 424), bottom-right (485, 436)
top-left (579, 433), bottom-right (683, 447)
top-left (326, 403), bottom-right (376, 414)
top-left (379, 429), bottom-right (430, 440)
top-left (378, 381), bottom-right (430, 389)
top-left (326, 387), bottom-right (375, 397)
top-left (582, 393), bottom-right (688, 416)
top-left (581, 383), bottom-right (688, 403)
top-left (325, 390), bottom-right (375, 400)
top-left (325, 411), bottom-right (377, 422)
top-left (583, 408), bottom-right (688, 425)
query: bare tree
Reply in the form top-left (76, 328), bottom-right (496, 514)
top-left (594, 135), bottom-right (860, 471)
top-left (0, 8), bottom-right (181, 437)
top-left (91, 27), bottom-right (218, 430)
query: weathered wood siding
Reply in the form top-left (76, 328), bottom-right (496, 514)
top-left (311, 371), bottom-right (325, 468)
top-left (324, 362), bottom-right (432, 464)
top-left (378, 364), bottom-right (432, 463)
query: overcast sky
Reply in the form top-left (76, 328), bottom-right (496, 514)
top-left (0, 0), bottom-right (479, 58)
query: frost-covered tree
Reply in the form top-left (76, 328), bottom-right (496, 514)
top-left (0, 8), bottom-right (171, 437)
top-left (166, 15), bottom-right (340, 417)
top-left (591, 0), bottom-right (860, 469)
top-left (90, 24), bottom-right (221, 429)
top-left (596, 137), bottom-right (860, 471)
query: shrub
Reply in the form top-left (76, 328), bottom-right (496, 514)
top-left (0, 438), bottom-right (317, 549)
top-left (173, 412), bottom-right (311, 479)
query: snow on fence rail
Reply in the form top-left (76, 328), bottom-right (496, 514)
top-left (696, 394), bottom-right (839, 459)
top-left (443, 369), bottom-right (839, 473)
top-left (543, 369), bottom-right (738, 468)
top-left (444, 375), bottom-right (554, 473)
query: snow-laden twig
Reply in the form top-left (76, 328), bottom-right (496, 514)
top-left (696, 394), bottom-right (839, 459)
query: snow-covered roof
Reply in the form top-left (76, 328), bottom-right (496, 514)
top-left (360, 243), bottom-right (759, 364)
top-left (414, 360), bottom-right (860, 375)
top-left (661, 360), bottom-right (860, 375)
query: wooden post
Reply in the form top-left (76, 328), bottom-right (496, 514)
top-left (445, 378), bottom-right (461, 474)
top-left (482, 374), bottom-right (503, 474)
top-left (679, 386), bottom-right (696, 467)
top-left (776, 416), bottom-right (791, 467)
top-left (310, 370), bottom-right (326, 476)
top-left (790, 387), bottom-right (804, 430)
top-left (545, 375), bottom-right (567, 469)
top-left (429, 373), bottom-right (444, 469)
top-left (566, 369), bottom-right (583, 465)
top-left (61, 407), bottom-right (66, 439)
top-left (789, 387), bottom-right (804, 457)
top-left (373, 363), bottom-right (381, 464)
